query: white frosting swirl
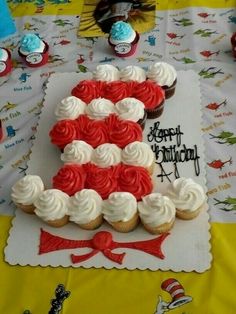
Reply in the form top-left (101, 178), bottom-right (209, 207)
top-left (102, 192), bottom-right (137, 222)
top-left (138, 193), bottom-right (176, 227)
top-left (69, 189), bottom-right (102, 224)
top-left (120, 66), bottom-right (146, 82)
top-left (91, 143), bottom-right (121, 167)
top-left (166, 177), bottom-right (206, 212)
top-left (61, 140), bottom-right (93, 164)
top-left (55, 96), bottom-right (86, 120)
top-left (93, 64), bottom-right (120, 82)
top-left (147, 62), bottom-right (177, 87)
top-left (0, 49), bottom-right (8, 62)
top-left (11, 175), bottom-right (44, 205)
top-left (115, 97), bottom-right (145, 122)
top-left (34, 189), bottom-right (69, 221)
top-left (121, 141), bottom-right (154, 167)
top-left (85, 98), bottom-right (116, 120)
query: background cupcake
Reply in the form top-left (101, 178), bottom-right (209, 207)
top-left (108, 21), bottom-right (139, 57)
top-left (147, 62), bottom-right (177, 99)
top-left (11, 175), bottom-right (44, 214)
top-left (69, 189), bottom-right (103, 230)
top-left (18, 33), bottom-right (49, 67)
top-left (138, 193), bottom-right (176, 234)
top-left (34, 189), bottom-right (69, 227)
top-left (166, 177), bottom-right (206, 220)
top-left (0, 47), bottom-right (12, 85)
top-left (102, 192), bottom-right (139, 232)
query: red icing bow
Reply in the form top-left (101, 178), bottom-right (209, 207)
top-left (39, 229), bottom-right (169, 265)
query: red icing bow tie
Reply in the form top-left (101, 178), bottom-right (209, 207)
top-left (39, 229), bottom-right (169, 265)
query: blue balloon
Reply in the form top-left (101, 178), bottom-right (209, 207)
top-left (0, 0), bottom-right (16, 39)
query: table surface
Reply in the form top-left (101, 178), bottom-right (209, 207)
top-left (0, 1), bottom-right (236, 313)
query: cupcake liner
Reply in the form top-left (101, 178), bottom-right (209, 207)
top-left (108, 32), bottom-right (140, 58)
top-left (46, 215), bottom-right (69, 227)
top-left (142, 218), bottom-right (175, 234)
top-left (18, 41), bottom-right (49, 68)
top-left (146, 100), bottom-right (165, 119)
top-left (109, 212), bottom-right (139, 233)
top-left (78, 214), bottom-right (103, 230)
top-left (176, 203), bottom-right (204, 220)
top-left (137, 111), bottom-right (147, 130)
top-left (147, 161), bottom-right (155, 176)
top-left (163, 79), bottom-right (177, 99)
top-left (15, 202), bottom-right (36, 214)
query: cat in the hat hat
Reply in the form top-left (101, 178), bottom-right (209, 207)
top-left (154, 278), bottom-right (192, 314)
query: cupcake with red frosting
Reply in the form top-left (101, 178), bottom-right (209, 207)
top-left (102, 192), bottom-right (139, 232)
top-left (0, 47), bottom-right (12, 85)
top-left (52, 164), bottom-right (86, 196)
top-left (102, 81), bottom-right (131, 103)
top-left (118, 165), bottom-right (153, 201)
top-left (133, 80), bottom-right (165, 119)
top-left (71, 80), bottom-right (103, 103)
top-left (18, 33), bottom-right (49, 67)
top-left (49, 119), bottom-right (78, 150)
top-left (108, 21), bottom-right (139, 57)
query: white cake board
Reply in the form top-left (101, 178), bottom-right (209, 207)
top-left (5, 70), bottom-right (212, 272)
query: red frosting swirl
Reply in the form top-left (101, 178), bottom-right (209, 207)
top-left (52, 164), bottom-right (86, 196)
top-left (71, 80), bottom-right (102, 103)
top-left (84, 163), bottom-right (120, 199)
top-left (102, 81), bottom-right (130, 103)
top-left (106, 114), bottom-right (143, 148)
top-left (76, 115), bottom-right (109, 148)
top-left (118, 165), bottom-right (153, 200)
top-left (132, 81), bottom-right (165, 109)
top-left (49, 119), bottom-right (78, 149)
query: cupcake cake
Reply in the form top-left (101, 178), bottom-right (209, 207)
top-left (0, 47), bottom-right (12, 85)
top-left (11, 175), bottom-right (44, 214)
top-left (55, 96), bottom-right (86, 121)
top-left (121, 141), bottom-right (155, 175)
top-left (115, 97), bottom-right (147, 129)
top-left (69, 189), bottom-right (103, 230)
top-left (132, 80), bottom-right (165, 119)
top-left (108, 21), bottom-right (139, 57)
top-left (18, 33), bottom-right (49, 67)
top-left (147, 62), bottom-right (177, 99)
top-left (91, 143), bottom-right (121, 168)
top-left (61, 140), bottom-right (93, 165)
top-left (102, 192), bottom-right (139, 232)
top-left (138, 193), bottom-right (176, 234)
top-left (166, 177), bottom-right (206, 220)
top-left (120, 65), bottom-right (146, 83)
top-left (93, 64), bottom-right (120, 82)
top-left (34, 189), bottom-right (69, 227)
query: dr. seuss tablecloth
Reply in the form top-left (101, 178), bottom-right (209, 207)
top-left (0, 1), bottom-right (236, 313)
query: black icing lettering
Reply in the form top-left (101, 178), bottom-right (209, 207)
top-left (147, 122), bottom-right (183, 146)
top-left (156, 162), bottom-right (172, 182)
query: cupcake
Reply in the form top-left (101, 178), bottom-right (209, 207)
top-left (49, 119), bottom-right (78, 150)
top-left (138, 193), bottom-right (176, 234)
top-left (34, 189), bottom-right (69, 227)
top-left (121, 141), bottom-right (155, 175)
top-left (69, 189), bottom-right (103, 230)
top-left (71, 80), bottom-right (102, 104)
top-left (11, 175), bottom-right (44, 214)
top-left (102, 192), bottom-right (139, 232)
top-left (120, 65), bottom-right (146, 83)
top-left (18, 33), bottom-right (49, 67)
top-left (85, 98), bottom-right (116, 120)
top-left (61, 140), bottom-right (93, 165)
top-left (115, 97), bottom-right (147, 129)
top-left (93, 64), bottom-right (120, 82)
top-left (0, 47), bottom-right (12, 86)
top-left (166, 177), bottom-right (206, 220)
top-left (147, 62), bottom-right (177, 99)
top-left (91, 143), bottom-right (121, 168)
top-left (132, 80), bottom-right (165, 119)
top-left (55, 96), bottom-right (86, 120)
top-left (108, 21), bottom-right (139, 57)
